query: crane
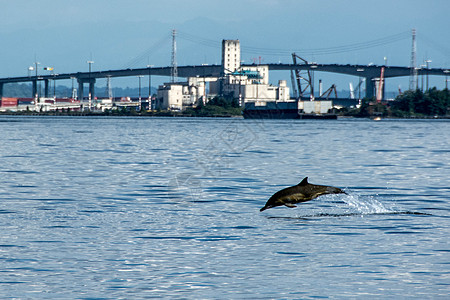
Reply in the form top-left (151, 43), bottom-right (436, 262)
top-left (290, 70), bottom-right (298, 99)
top-left (320, 84), bottom-right (338, 99)
top-left (292, 53), bottom-right (314, 99)
top-left (376, 67), bottom-right (385, 103)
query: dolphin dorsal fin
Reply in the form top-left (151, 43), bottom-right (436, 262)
top-left (298, 177), bottom-right (308, 186)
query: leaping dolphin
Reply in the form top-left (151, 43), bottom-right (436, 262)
top-left (260, 177), bottom-right (346, 212)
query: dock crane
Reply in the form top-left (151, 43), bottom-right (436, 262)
top-left (320, 84), bottom-right (338, 99)
top-left (376, 67), bottom-right (385, 103)
top-left (290, 70), bottom-right (298, 98)
top-left (292, 53), bottom-right (314, 99)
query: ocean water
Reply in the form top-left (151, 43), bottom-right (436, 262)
top-left (0, 115), bottom-right (449, 299)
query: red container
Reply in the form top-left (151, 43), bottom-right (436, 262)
top-left (1, 97), bottom-right (18, 107)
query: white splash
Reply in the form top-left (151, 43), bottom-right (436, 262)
top-left (342, 193), bottom-right (392, 215)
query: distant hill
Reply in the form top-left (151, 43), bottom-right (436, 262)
top-left (2, 83), bottom-right (156, 98)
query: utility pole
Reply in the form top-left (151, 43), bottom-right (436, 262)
top-left (171, 29), bottom-right (178, 83)
top-left (138, 75), bottom-right (143, 111)
top-left (409, 28), bottom-right (418, 91)
top-left (53, 73), bottom-right (56, 99)
top-left (35, 61), bottom-right (40, 99)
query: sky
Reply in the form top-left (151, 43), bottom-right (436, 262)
top-left (1, 0), bottom-right (449, 94)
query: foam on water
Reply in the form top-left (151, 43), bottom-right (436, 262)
top-left (341, 192), bottom-right (392, 215)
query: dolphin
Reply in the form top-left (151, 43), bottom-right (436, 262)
top-left (260, 177), bottom-right (346, 212)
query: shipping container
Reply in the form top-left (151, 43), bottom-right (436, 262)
top-left (55, 98), bottom-right (71, 103)
top-left (18, 101), bottom-right (34, 105)
top-left (18, 97), bottom-right (34, 105)
top-left (54, 98), bottom-right (80, 103)
top-left (0, 97), bottom-right (18, 107)
top-left (299, 100), bottom-right (333, 114)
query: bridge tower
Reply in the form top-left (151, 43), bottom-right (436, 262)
top-left (409, 28), bottom-right (418, 90)
top-left (171, 29), bottom-right (178, 82)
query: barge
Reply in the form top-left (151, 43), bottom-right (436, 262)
top-left (243, 100), bottom-right (337, 119)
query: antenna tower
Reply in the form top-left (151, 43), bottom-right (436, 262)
top-left (409, 28), bottom-right (418, 90)
top-left (171, 29), bottom-right (178, 82)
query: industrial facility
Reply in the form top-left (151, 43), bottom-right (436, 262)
top-left (155, 39), bottom-right (291, 111)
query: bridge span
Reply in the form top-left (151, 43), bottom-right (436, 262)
top-left (267, 63), bottom-right (449, 98)
top-left (0, 63), bottom-right (448, 99)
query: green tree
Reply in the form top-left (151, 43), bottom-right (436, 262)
top-left (206, 96), bottom-right (239, 108)
top-left (391, 88), bottom-right (450, 116)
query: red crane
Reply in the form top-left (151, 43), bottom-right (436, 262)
top-left (376, 67), bottom-right (385, 103)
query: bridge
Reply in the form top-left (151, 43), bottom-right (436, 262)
top-left (0, 63), bottom-right (448, 99)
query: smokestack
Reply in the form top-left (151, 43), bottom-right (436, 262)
top-left (319, 79), bottom-right (323, 96)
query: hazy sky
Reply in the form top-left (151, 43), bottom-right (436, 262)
top-left (1, 0), bottom-right (449, 90)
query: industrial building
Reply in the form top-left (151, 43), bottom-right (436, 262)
top-left (217, 40), bottom-right (290, 103)
top-left (155, 77), bottom-right (209, 110)
top-left (155, 39), bottom-right (290, 110)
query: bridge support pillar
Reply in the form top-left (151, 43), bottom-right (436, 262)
top-left (77, 78), bottom-right (96, 100)
top-left (89, 79), bottom-right (95, 100)
top-left (365, 77), bottom-right (375, 99)
top-left (77, 79), bottom-right (84, 100)
top-left (0, 83), bottom-right (3, 99)
top-left (44, 79), bottom-right (50, 98)
top-left (32, 80), bottom-right (37, 98)
top-left (366, 77), bottom-right (386, 100)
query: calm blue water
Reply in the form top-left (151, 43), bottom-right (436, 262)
top-left (0, 115), bottom-right (449, 299)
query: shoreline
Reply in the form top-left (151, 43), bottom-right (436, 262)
top-left (0, 111), bottom-right (243, 118)
top-left (1, 111), bottom-right (449, 120)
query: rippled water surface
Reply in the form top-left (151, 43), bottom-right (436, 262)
top-left (0, 116), bottom-right (449, 299)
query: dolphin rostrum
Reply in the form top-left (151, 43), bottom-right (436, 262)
top-left (260, 177), bottom-right (346, 212)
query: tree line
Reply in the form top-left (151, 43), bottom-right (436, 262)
top-left (390, 88), bottom-right (450, 116)
top-left (344, 88), bottom-right (450, 118)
